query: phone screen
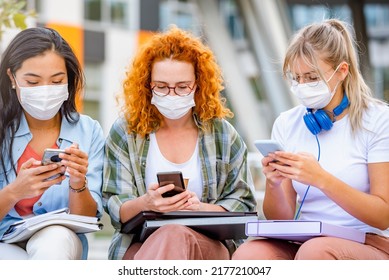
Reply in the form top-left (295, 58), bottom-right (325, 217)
top-left (157, 171), bottom-right (186, 197)
top-left (254, 140), bottom-right (284, 157)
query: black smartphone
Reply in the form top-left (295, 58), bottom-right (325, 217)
top-left (157, 171), bottom-right (186, 197)
top-left (41, 148), bottom-right (67, 166)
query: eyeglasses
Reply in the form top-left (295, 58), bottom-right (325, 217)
top-left (286, 67), bottom-right (337, 88)
top-left (151, 83), bottom-right (195, 97)
top-left (286, 71), bottom-right (322, 87)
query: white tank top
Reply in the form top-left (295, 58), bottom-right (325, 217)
top-left (145, 133), bottom-right (203, 199)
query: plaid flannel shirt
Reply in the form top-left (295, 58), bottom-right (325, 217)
top-left (103, 115), bottom-right (256, 260)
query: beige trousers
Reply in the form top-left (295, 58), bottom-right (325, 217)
top-left (123, 224), bottom-right (230, 260)
top-left (231, 233), bottom-right (389, 260)
top-left (0, 225), bottom-right (82, 260)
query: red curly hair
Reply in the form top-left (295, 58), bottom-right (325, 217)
top-left (120, 25), bottom-right (233, 137)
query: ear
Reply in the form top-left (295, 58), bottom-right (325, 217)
top-left (338, 61), bottom-right (349, 81)
top-left (6, 68), bottom-right (16, 88)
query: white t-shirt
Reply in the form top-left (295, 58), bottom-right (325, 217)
top-left (145, 133), bottom-right (203, 199)
top-left (271, 102), bottom-right (389, 237)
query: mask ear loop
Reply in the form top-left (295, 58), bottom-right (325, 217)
top-left (324, 63), bottom-right (343, 103)
top-left (325, 63), bottom-right (342, 83)
top-left (12, 74), bottom-right (22, 89)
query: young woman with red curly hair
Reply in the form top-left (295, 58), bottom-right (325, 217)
top-left (102, 26), bottom-right (256, 260)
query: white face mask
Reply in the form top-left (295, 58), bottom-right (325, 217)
top-left (290, 65), bottom-right (341, 109)
top-left (15, 79), bottom-right (69, 120)
top-left (291, 80), bottom-right (340, 109)
top-left (151, 91), bottom-right (195, 120)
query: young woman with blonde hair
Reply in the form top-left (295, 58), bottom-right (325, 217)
top-left (232, 19), bottom-right (389, 260)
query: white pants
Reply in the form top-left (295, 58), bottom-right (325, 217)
top-left (0, 225), bottom-right (83, 260)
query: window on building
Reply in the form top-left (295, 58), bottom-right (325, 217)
top-left (84, 0), bottom-right (129, 27)
top-left (110, 0), bottom-right (127, 25)
top-left (85, 0), bottom-right (102, 22)
top-left (219, 0), bottom-right (246, 42)
top-left (83, 63), bottom-right (102, 122)
top-left (159, 0), bottom-right (200, 34)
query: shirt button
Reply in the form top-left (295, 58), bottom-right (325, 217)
top-left (142, 161), bottom-right (146, 167)
top-left (37, 202), bottom-right (42, 206)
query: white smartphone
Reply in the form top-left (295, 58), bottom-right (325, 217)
top-left (254, 140), bottom-right (284, 157)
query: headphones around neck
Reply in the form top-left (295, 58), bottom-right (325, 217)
top-left (303, 93), bottom-right (349, 135)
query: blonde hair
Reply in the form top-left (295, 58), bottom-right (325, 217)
top-left (120, 25), bottom-right (233, 137)
top-left (283, 19), bottom-right (382, 133)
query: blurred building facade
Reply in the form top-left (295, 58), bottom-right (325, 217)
top-left (2, 0), bottom-right (387, 259)
top-left (2, 0), bottom-right (389, 193)
top-left (9, 0), bottom-right (388, 144)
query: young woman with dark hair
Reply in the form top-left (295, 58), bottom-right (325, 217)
top-left (0, 27), bottom-right (105, 259)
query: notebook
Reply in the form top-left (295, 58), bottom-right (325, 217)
top-left (2, 208), bottom-right (103, 243)
top-left (245, 220), bottom-right (366, 243)
top-left (121, 211), bottom-right (258, 241)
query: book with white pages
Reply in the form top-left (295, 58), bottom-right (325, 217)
top-left (121, 210), bottom-right (257, 235)
top-left (245, 220), bottom-right (366, 243)
top-left (139, 214), bottom-right (258, 242)
top-left (120, 211), bottom-right (258, 242)
top-left (1, 207), bottom-right (103, 243)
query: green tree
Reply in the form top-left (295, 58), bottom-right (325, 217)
top-left (0, 0), bottom-right (35, 41)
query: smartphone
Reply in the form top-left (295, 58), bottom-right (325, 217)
top-left (42, 148), bottom-right (68, 181)
top-left (254, 140), bottom-right (284, 157)
top-left (157, 171), bottom-right (186, 197)
top-left (42, 148), bottom-right (67, 165)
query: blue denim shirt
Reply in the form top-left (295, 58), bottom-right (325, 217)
top-left (0, 113), bottom-right (105, 259)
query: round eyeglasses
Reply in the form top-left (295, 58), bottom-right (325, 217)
top-left (151, 83), bottom-right (195, 97)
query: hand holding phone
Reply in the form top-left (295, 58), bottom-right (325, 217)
top-left (254, 140), bottom-right (284, 157)
top-left (157, 171), bottom-right (186, 197)
top-left (42, 148), bottom-right (68, 165)
top-left (41, 148), bottom-right (68, 181)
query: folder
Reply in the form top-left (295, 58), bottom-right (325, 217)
top-left (245, 220), bottom-right (366, 243)
top-left (121, 211), bottom-right (258, 242)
